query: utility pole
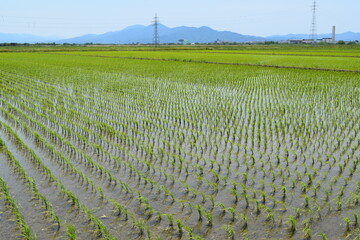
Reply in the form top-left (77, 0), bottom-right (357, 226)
top-left (310, 0), bottom-right (317, 42)
top-left (153, 14), bottom-right (160, 47)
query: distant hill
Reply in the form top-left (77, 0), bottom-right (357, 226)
top-left (1, 25), bottom-right (359, 44)
top-left (267, 32), bottom-right (360, 41)
top-left (56, 24), bottom-right (265, 44)
top-left (0, 33), bottom-right (60, 43)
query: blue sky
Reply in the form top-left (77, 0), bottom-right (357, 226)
top-left (1, 0), bottom-right (359, 37)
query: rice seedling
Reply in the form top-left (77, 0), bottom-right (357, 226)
top-left (222, 224), bottom-right (235, 240)
top-left (319, 232), bottom-right (328, 240)
top-left (66, 223), bottom-right (77, 240)
top-left (165, 214), bottom-right (174, 228)
top-left (354, 212), bottom-right (358, 226)
top-left (204, 210), bottom-right (213, 227)
top-left (239, 213), bottom-right (248, 230)
top-left (288, 215), bottom-right (296, 234)
top-left (225, 207), bottom-right (237, 223)
top-left (303, 226), bottom-right (312, 239)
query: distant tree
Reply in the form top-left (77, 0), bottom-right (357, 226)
top-left (337, 40), bottom-right (345, 45)
top-left (347, 41), bottom-right (357, 45)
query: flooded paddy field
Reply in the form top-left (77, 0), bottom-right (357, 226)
top-left (0, 45), bottom-right (360, 239)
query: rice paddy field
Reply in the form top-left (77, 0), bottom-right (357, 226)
top-left (0, 44), bottom-right (360, 240)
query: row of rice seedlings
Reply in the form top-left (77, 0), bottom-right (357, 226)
top-left (1, 114), bottom-right (203, 239)
top-left (14, 79), bottom-right (245, 220)
top-left (0, 120), bottom-right (115, 239)
top-left (2, 69), bottom-right (358, 225)
top-left (0, 137), bottom-right (61, 228)
top-left (0, 82), bottom-right (200, 208)
top-left (0, 63), bottom-right (352, 163)
top-left (0, 177), bottom-right (35, 239)
top-left (1, 74), bottom-right (352, 194)
top-left (0, 79), bottom-right (181, 208)
top-left (72, 81), bottom-right (354, 178)
top-left (0, 82), bottom-right (202, 210)
top-left (1, 92), bottom-right (131, 188)
top-left (60, 84), bottom-right (358, 236)
top-left (0, 95), bottom-right (199, 239)
top-left (1, 101), bottom-right (146, 203)
top-left (1, 66), bottom-right (358, 239)
top-left (23, 60), bottom-right (360, 184)
top-left (2, 72), bottom-right (300, 179)
top-left (74, 101), bottom-right (358, 223)
top-left (0, 65), bottom-right (252, 236)
top-left (0, 75), bottom-right (290, 232)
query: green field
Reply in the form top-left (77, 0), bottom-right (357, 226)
top-left (0, 45), bottom-right (360, 240)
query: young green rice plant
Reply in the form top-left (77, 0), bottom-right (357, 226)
top-left (266, 210), bottom-right (275, 223)
top-left (209, 195), bottom-right (215, 210)
top-left (300, 182), bottom-right (308, 193)
top-left (336, 198), bottom-right (342, 211)
top-left (338, 186), bottom-right (345, 197)
top-left (303, 195), bottom-right (309, 209)
top-left (215, 202), bottom-right (226, 216)
top-left (152, 210), bottom-right (162, 224)
top-left (222, 224), bottom-right (235, 240)
top-left (319, 232), bottom-right (328, 240)
top-left (324, 189), bottom-right (330, 201)
top-left (229, 188), bottom-right (239, 204)
top-left (204, 210), bottom-right (213, 227)
top-left (165, 214), bottom-right (174, 228)
top-left (261, 191), bottom-right (266, 204)
top-left (302, 226), bottom-right (312, 239)
top-left (288, 215), bottom-right (296, 234)
top-left (181, 224), bottom-right (193, 239)
top-left (176, 219), bottom-right (184, 236)
top-left (306, 173), bottom-right (313, 186)
top-left (344, 217), bottom-right (351, 233)
top-left (66, 223), bottom-right (77, 240)
top-left (136, 218), bottom-right (146, 236)
top-left (338, 163), bottom-right (344, 175)
top-left (280, 186), bottom-right (287, 200)
top-left (243, 192), bottom-right (249, 208)
top-left (350, 193), bottom-right (359, 206)
top-left (225, 207), bottom-right (236, 223)
top-left (195, 205), bottom-right (204, 222)
top-left (354, 212), bottom-right (358, 226)
top-left (254, 200), bottom-right (260, 215)
top-left (239, 213), bottom-right (248, 230)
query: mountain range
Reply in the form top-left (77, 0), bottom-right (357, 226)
top-left (56, 24), bottom-right (265, 44)
top-left (1, 24), bottom-right (359, 44)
